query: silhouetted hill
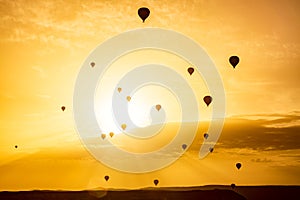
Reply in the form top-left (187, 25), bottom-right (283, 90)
top-left (0, 189), bottom-right (245, 200)
top-left (1, 186), bottom-right (299, 200)
top-left (234, 186), bottom-right (300, 200)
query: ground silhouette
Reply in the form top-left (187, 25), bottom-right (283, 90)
top-left (1, 186), bottom-right (299, 200)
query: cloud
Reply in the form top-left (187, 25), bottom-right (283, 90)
top-left (218, 112), bottom-right (300, 151)
top-left (31, 66), bottom-right (47, 78)
top-left (0, 0), bottom-right (137, 45)
top-left (0, 1), bottom-right (87, 46)
top-left (251, 158), bottom-right (272, 163)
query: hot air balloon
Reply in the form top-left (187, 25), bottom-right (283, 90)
top-left (109, 132), bottom-right (114, 138)
top-left (204, 133), bottom-right (209, 139)
top-left (138, 7), bottom-right (150, 23)
top-left (15, 145), bottom-right (18, 149)
top-left (126, 96), bottom-right (131, 102)
top-left (187, 67), bottom-right (194, 75)
top-left (182, 144), bottom-right (187, 150)
top-left (61, 106), bottom-right (65, 111)
top-left (101, 134), bottom-right (106, 140)
top-left (104, 175), bottom-right (109, 181)
top-left (156, 104), bottom-right (161, 111)
top-left (236, 162), bottom-right (242, 170)
top-left (209, 147), bottom-right (214, 153)
top-left (153, 179), bottom-right (159, 186)
top-left (121, 124), bottom-right (127, 130)
top-left (90, 62), bottom-right (95, 67)
top-left (203, 96), bottom-right (212, 106)
top-left (229, 56), bottom-right (239, 68)
top-left (231, 183), bottom-right (236, 189)
top-left (117, 87), bottom-right (122, 93)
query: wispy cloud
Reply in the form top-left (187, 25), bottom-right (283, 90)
top-left (31, 66), bottom-right (47, 78)
top-left (0, 0), bottom-right (136, 46)
top-left (251, 158), bottom-right (272, 163)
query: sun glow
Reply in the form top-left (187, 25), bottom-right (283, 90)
top-left (94, 49), bottom-right (210, 135)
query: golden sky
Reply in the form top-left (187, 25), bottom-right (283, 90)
top-left (0, 0), bottom-right (300, 190)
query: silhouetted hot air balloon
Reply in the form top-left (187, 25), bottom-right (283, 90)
top-left (209, 147), bottom-right (214, 153)
top-left (15, 145), bottom-right (18, 149)
top-left (104, 175), bottom-right (109, 181)
top-left (182, 144), bottom-right (187, 150)
top-left (61, 106), bottom-right (65, 111)
top-left (204, 133), bottom-right (209, 139)
top-left (121, 124), bottom-right (127, 130)
top-left (156, 104), bottom-right (161, 111)
top-left (109, 132), bottom-right (114, 138)
top-left (90, 62), bottom-right (95, 67)
top-left (126, 96), bottom-right (131, 102)
top-left (229, 56), bottom-right (239, 68)
top-left (203, 96), bottom-right (212, 106)
top-left (138, 7), bottom-right (150, 23)
top-left (187, 67), bottom-right (194, 75)
top-left (101, 134), bottom-right (106, 140)
top-left (117, 87), bottom-right (122, 93)
top-left (231, 183), bottom-right (236, 189)
top-left (153, 179), bottom-right (159, 186)
top-left (236, 162), bottom-right (242, 170)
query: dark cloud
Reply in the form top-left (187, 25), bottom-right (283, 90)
top-left (217, 112), bottom-right (300, 151)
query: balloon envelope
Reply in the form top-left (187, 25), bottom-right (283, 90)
top-left (117, 87), bottom-right (122, 93)
top-left (138, 7), bottom-right (150, 22)
top-left (126, 96), bottom-right (131, 102)
top-left (90, 62), bottom-right (95, 67)
top-left (154, 179), bottom-right (159, 186)
top-left (187, 67), bottom-right (194, 75)
top-left (15, 145), bottom-right (18, 149)
top-left (229, 56), bottom-right (239, 68)
top-left (236, 162), bottom-right (242, 170)
top-left (203, 96), bottom-right (212, 106)
top-left (121, 124), bottom-right (127, 130)
top-left (61, 106), bottom-right (65, 111)
top-left (104, 175), bottom-right (109, 181)
top-left (109, 132), bottom-right (114, 138)
top-left (101, 134), bottom-right (106, 140)
top-left (156, 104), bottom-right (161, 111)
top-left (182, 144), bottom-right (187, 150)
top-left (204, 133), bottom-right (209, 139)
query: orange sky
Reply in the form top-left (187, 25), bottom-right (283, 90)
top-left (0, 0), bottom-right (300, 190)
